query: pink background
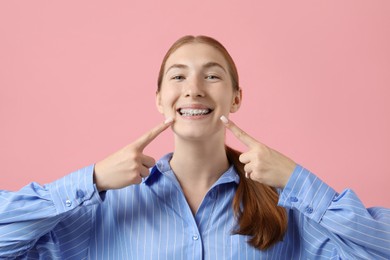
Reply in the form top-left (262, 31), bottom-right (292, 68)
top-left (1, 1), bottom-right (389, 207)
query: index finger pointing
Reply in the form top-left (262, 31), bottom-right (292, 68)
top-left (134, 117), bottom-right (173, 150)
top-left (220, 116), bottom-right (257, 148)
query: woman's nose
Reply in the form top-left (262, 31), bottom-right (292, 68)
top-left (184, 77), bottom-right (205, 97)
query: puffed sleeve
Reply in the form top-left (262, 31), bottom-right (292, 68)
top-left (279, 165), bottom-right (390, 259)
top-left (0, 165), bottom-right (103, 258)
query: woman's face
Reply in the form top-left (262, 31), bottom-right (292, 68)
top-left (156, 43), bottom-right (241, 141)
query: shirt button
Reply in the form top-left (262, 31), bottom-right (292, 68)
top-left (305, 206), bottom-right (313, 214)
top-left (65, 199), bottom-right (72, 207)
top-left (192, 235), bottom-right (199, 241)
top-left (289, 197), bottom-right (298, 202)
top-left (76, 190), bottom-right (85, 199)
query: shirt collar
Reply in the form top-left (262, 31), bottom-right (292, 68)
top-left (143, 153), bottom-right (240, 186)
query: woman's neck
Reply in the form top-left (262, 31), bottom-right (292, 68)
top-left (169, 134), bottom-right (230, 215)
top-left (169, 135), bottom-right (230, 190)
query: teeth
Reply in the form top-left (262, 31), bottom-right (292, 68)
top-left (179, 108), bottom-right (210, 116)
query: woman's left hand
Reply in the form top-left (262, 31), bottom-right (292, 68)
top-left (221, 116), bottom-right (296, 189)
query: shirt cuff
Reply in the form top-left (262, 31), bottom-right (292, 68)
top-left (48, 164), bottom-right (103, 214)
top-left (278, 164), bottom-right (337, 223)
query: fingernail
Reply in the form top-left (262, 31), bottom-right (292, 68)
top-left (220, 115), bottom-right (229, 124)
top-left (164, 117), bottom-right (173, 124)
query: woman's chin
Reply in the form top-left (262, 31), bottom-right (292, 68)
top-left (172, 125), bottom-right (224, 143)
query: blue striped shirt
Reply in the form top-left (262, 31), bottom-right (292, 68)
top-left (0, 153), bottom-right (389, 259)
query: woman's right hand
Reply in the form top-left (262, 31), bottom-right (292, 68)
top-left (93, 118), bottom-right (173, 192)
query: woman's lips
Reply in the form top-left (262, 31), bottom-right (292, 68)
top-left (178, 108), bottom-right (212, 116)
top-left (176, 105), bottom-right (214, 118)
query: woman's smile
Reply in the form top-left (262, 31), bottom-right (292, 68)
top-left (176, 103), bottom-right (214, 120)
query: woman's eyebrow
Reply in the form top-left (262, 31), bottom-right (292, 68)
top-left (165, 64), bottom-right (188, 75)
top-left (165, 62), bottom-right (227, 75)
top-left (203, 62), bottom-right (227, 73)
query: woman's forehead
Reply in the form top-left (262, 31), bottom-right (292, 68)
top-left (164, 43), bottom-right (229, 71)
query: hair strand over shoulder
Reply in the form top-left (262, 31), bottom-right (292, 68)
top-left (226, 145), bottom-right (287, 250)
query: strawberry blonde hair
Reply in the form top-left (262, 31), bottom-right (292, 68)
top-left (157, 35), bottom-right (287, 250)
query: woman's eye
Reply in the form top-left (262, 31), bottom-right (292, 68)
top-left (206, 75), bottom-right (220, 80)
top-left (171, 75), bottom-right (185, 81)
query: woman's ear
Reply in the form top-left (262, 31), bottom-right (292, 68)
top-left (156, 92), bottom-right (164, 114)
top-left (230, 88), bottom-right (242, 113)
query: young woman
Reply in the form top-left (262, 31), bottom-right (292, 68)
top-left (1, 35), bottom-right (389, 259)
